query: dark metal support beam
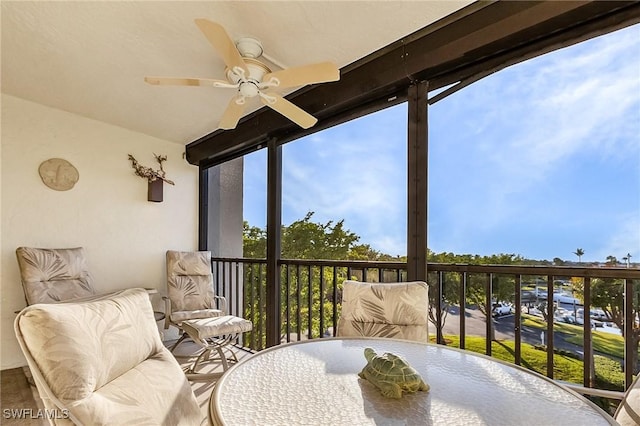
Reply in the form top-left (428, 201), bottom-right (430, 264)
top-left (198, 166), bottom-right (208, 251)
top-left (583, 277), bottom-right (593, 387)
top-left (265, 139), bottom-right (282, 347)
top-left (624, 278), bottom-right (634, 388)
top-left (406, 81), bottom-right (428, 282)
top-left (546, 275), bottom-right (555, 378)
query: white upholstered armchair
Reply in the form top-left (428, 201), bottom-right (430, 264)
top-left (164, 250), bottom-right (252, 375)
top-left (164, 250), bottom-right (226, 351)
top-left (337, 280), bottom-right (430, 343)
top-left (14, 288), bottom-right (202, 425)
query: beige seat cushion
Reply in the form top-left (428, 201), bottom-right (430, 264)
top-left (182, 315), bottom-right (253, 340)
top-left (15, 288), bottom-right (201, 425)
top-left (170, 308), bottom-right (224, 324)
top-left (337, 280), bottom-right (429, 343)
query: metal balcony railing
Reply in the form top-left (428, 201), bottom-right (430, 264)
top-left (211, 257), bottom-right (640, 406)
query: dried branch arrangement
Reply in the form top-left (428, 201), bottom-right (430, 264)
top-left (128, 154), bottom-right (175, 185)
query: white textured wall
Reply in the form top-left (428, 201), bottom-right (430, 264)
top-left (1, 95), bottom-right (201, 369)
top-left (207, 158), bottom-right (244, 257)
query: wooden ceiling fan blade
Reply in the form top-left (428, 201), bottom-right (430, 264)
top-left (263, 62), bottom-right (339, 89)
top-left (261, 94), bottom-right (318, 129)
top-left (144, 77), bottom-right (234, 87)
top-left (194, 19), bottom-right (248, 75)
top-left (219, 96), bottom-right (246, 129)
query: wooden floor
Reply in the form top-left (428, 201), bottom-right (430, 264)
top-left (0, 340), bottom-right (252, 426)
top-left (1, 367), bottom-right (43, 426)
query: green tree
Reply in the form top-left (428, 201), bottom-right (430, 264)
top-left (347, 243), bottom-right (403, 261)
top-left (574, 248), bottom-right (585, 263)
top-left (282, 212), bottom-right (359, 260)
top-left (243, 221), bottom-right (266, 258)
top-left (586, 278), bottom-right (640, 374)
top-left (243, 212), bottom-right (364, 347)
top-left (605, 255), bottom-right (618, 266)
top-left (243, 212), bottom-right (360, 260)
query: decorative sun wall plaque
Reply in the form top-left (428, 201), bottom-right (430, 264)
top-left (38, 158), bottom-right (79, 191)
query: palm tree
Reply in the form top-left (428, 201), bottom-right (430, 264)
top-left (573, 248), bottom-right (584, 263)
top-left (622, 253), bottom-right (632, 268)
top-left (606, 255), bottom-right (618, 266)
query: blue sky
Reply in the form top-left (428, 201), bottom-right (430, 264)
top-left (243, 24), bottom-right (639, 263)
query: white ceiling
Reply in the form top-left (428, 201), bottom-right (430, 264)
top-left (1, 1), bottom-right (472, 145)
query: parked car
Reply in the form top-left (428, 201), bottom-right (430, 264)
top-left (534, 287), bottom-right (548, 299)
top-left (553, 292), bottom-right (581, 305)
top-left (576, 308), bottom-right (608, 321)
top-left (492, 302), bottom-right (512, 317)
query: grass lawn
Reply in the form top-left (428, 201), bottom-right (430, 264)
top-left (442, 334), bottom-right (625, 393)
top-left (444, 335), bottom-right (585, 384)
top-left (520, 314), bottom-right (624, 359)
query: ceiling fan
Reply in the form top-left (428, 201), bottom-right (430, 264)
top-left (145, 19), bottom-right (340, 130)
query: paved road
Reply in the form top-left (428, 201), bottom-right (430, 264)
top-left (439, 307), bottom-right (605, 358)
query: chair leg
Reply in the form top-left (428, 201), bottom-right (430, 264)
top-left (186, 335), bottom-right (239, 375)
top-left (216, 347), bottom-right (229, 371)
top-left (223, 346), bottom-right (239, 364)
top-left (190, 349), bottom-right (212, 374)
top-left (169, 331), bottom-right (190, 353)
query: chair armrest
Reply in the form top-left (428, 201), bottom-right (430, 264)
top-left (213, 295), bottom-right (228, 314)
top-left (560, 382), bottom-right (624, 400)
top-left (162, 296), bottom-right (171, 330)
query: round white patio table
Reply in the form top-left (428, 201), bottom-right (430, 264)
top-left (209, 337), bottom-right (615, 425)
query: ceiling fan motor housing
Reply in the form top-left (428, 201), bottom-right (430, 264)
top-left (225, 58), bottom-right (271, 97)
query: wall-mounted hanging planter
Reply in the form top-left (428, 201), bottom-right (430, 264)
top-left (128, 154), bottom-right (175, 202)
top-left (147, 179), bottom-right (164, 202)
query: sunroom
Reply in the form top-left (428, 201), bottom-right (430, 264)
top-left (2, 1), bottom-right (639, 424)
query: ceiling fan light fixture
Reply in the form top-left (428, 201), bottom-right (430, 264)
top-left (239, 82), bottom-right (259, 98)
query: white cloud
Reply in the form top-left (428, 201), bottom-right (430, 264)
top-left (430, 25), bottom-right (640, 243)
top-left (281, 105), bottom-right (408, 253)
top-left (592, 212), bottom-right (640, 262)
top-left (245, 25), bottom-right (640, 260)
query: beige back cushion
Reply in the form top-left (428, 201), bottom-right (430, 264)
top-left (17, 288), bottom-right (163, 400)
top-left (16, 247), bottom-right (96, 305)
top-left (15, 288), bottom-right (201, 425)
top-left (337, 280), bottom-right (429, 343)
top-left (616, 375), bottom-right (640, 425)
top-left (166, 250), bottom-right (215, 311)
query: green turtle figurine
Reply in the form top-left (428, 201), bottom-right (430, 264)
top-left (358, 347), bottom-right (430, 399)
